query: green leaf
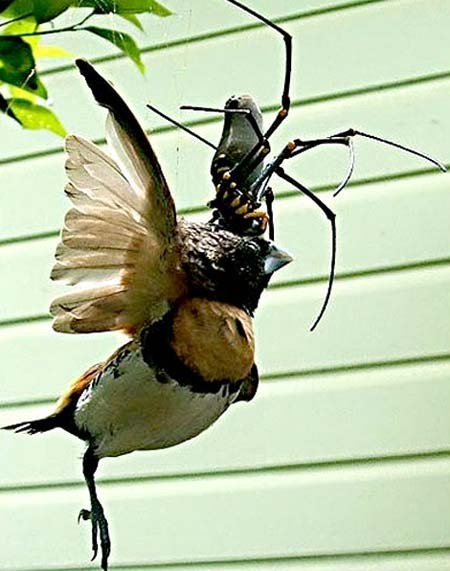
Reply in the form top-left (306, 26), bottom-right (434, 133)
top-left (0, 0), bottom-right (33, 19)
top-left (0, 37), bottom-right (47, 98)
top-left (2, 15), bottom-right (72, 58)
top-left (138, 0), bottom-right (171, 17)
top-left (119, 13), bottom-right (143, 30)
top-left (2, 17), bottom-right (72, 63)
top-left (85, 26), bottom-right (144, 73)
top-left (1, 0), bottom-right (73, 22)
top-left (0, 0), bottom-right (15, 12)
top-left (32, 0), bottom-right (72, 23)
top-left (9, 84), bottom-right (37, 101)
top-left (76, 0), bottom-right (171, 16)
top-left (1, 14), bottom-right (35, 35)
top-left (0, 90), bottom-right (20, 123)
top-left (33, 44), bottom-right (74, 58)
top-left (8, 98), bottom-right (67, 136)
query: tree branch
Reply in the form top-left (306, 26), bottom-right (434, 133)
top-left (2, 10), bottom-right (96, 38)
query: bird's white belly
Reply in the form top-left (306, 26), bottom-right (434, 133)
top-left (74, 347), bottom-right (237, 458)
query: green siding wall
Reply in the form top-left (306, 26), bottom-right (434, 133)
top-left (1, 1), bottom-right (449, 569)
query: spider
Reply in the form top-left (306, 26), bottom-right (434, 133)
top-left (147, 0), bottom-right (445, 331)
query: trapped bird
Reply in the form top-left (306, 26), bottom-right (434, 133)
top-left (2, 59), bottom-right (292, 571)
top-left (3, 2), bottom-right (446, 569)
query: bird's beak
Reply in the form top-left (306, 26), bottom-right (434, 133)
top-left (264, 243), bottom-right (293, 275)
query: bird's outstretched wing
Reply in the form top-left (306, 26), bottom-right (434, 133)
top-left (50, 59), bottom-right (187, 335)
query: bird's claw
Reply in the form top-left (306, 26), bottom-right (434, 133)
top-left (78, 508), bottom-right (91, 523)
top-left (78, 507), bottom-right (98, 560)
top-left (78, 503), bottom-right (110, 569)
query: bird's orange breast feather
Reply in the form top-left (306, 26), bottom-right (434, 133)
top-left (171, 297), bottom-right (255, 382)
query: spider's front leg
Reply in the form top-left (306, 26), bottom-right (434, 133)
top-left (288, 136), bottom-right (355, 196)
top-left (275, 166), bottom-right (337, 332)
top-left (251, 141), bottom-right (339, 330)
top-left (289, 128), bottom-right (446, 197)
top-left (289, 126), bottom-right (445, 198)
top-left (330, 128), bottom-right (446, 173)
top-left (225, 0), bottom-right (292, 139)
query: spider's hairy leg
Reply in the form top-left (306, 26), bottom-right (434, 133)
top-left (146, 103), bottom-right (217, 150)
top-left (330, 128), bottom-right (446, 173)
top-left (289, 136), bottom-right (355, 196)
top-left (181, 106), bottom-right (266, 144)
top-left (247, 137), bottom-right (339, 329)
top-left (217, 0), bottom-right (293, 189)
top-left (275, 167), bottom-right (337, 332)
top-left (288, 125), bottom-right (446, 199)
top-left (223, 0), bottom-right (292, 137)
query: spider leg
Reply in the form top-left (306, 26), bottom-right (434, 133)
top-left (251, 137), bottom-right (355, 205)
top-left (216, 0), bottom-right (292, 186)
top-left (146, 103), bottom-right (217, 150)
top-left (225, 0), bottom-right (292, 137)
top-left (180, 1), bottom-right (293, 201)
top-left (333, 138), bottom-right (355, 196)
top-left (181, 106), bottom-right (266, 145)
top-left (264, 187), bottom-right (275, 240)
top-left (275, 167), bottom-right (337, 332)
top-left (289, 137), bottom-right (351, 157)
top-left (287, 123), bottom-right (445, 195)
top-left (330, 128), bottom-right (446, 172)
top-left (282, 136), bottom-right (356, 197)
top-left (238, 109), bottom-right (265, 144)
top-left (230, 140), bottom-right (271, 186)
top-left (217, 108), bottom-right (275, 194)
top-left (288, 136), bottom-right (357, 197)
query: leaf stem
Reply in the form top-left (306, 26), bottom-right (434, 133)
top-left (1, 10), bottom-right (95, 38)
top-left (74, 10), bottom-right (96, 28)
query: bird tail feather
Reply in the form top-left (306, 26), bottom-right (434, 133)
top-left (2, 415), bottom-right (59, 435)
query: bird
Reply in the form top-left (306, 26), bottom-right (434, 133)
top-left (2, 59), bottom-right (292, 571)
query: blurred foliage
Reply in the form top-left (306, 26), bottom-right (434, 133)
top-left (0, 0), bottom-right (171, 137)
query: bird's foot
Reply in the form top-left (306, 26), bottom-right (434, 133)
top-left (78, 502), bottom-right (111, 570)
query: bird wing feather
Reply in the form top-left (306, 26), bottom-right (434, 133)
top-left (50, 60), bottom-right (186, 335)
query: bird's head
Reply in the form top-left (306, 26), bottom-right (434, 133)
top-left (178, 221), bottom-right (292, 314)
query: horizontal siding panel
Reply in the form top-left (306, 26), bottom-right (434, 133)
top-left (1, 74), bottom-right (449, 242)
top-left (1, 457), bottom-right (450, 568)
top-left (1, 360), bottom-right (449, 488)
top-left (0, 324), bottom-right (121, 404)
top-left (2, 172), bottom-right (448, 322)
top-left (257, 265), bottom-right (450, 374)
top-left (4, 554), bottom-right (450, 571)
top-left (39, 0), bottom-right (351, 71)
top-left (0, 264), bottom-right (448, 403)
top-left (1, 0), bottom-right (449, 160)
top-left (94, 551), bottom-right (450, 571)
